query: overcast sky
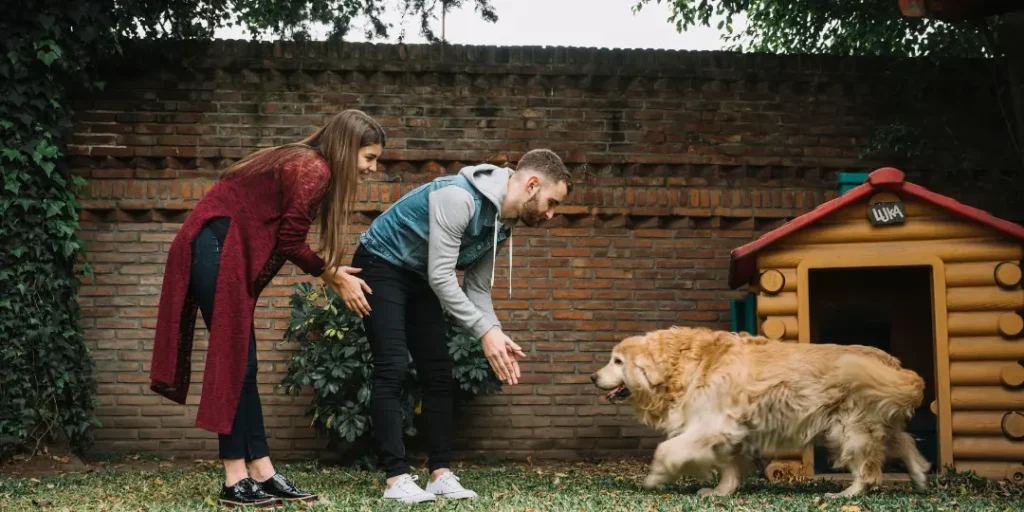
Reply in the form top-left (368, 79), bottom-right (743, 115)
top-left (214, 0), bottom-right (742, 51)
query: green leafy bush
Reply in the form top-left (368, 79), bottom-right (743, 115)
top-left (0, 2), bottom-right (115, 460)
top-left (280, 282), bottom-right (501, 463)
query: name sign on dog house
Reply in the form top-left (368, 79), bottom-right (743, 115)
top-left (868, 200), bottom-right (907, 226)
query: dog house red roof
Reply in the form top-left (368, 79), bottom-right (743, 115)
top-left (728, 167), bottom-right (1024, 289)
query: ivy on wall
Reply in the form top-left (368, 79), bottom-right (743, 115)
top-left (0, 1), bottom-right (119, 459)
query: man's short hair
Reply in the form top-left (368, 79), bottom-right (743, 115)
top-left (516, 149), bottom-right (573, 195)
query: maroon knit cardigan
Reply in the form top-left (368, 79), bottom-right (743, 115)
top-left (149, 153), bottom-right (330, 434)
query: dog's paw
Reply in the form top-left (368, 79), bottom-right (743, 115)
top-left (910, 474), bottom-right (929, 492)
top-left (825, 489), bottom-right (862, 499)
top-left (697, 487), bottom-right (728, 498)
top-left (642, 474), bottom-right (666, 489)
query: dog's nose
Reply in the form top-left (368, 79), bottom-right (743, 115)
top-left (590, 374), bottom-right (597, 383)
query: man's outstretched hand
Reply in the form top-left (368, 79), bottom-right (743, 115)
top-left (481, 327), bottom-right (526, 385)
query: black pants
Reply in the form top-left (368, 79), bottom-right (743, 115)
top-left (351, 244), bottom-right (454, 478)
top-left (190, 217), bottom-right (270, 461)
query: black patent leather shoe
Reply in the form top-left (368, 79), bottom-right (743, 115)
top-left (219, 478), bottom-right (283, 509)
top-left (257, 473), bottom-right (319, 503)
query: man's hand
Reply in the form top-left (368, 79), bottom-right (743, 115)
top-left (481, 327), bottom-right (526, 385)
top-left (321, 266), bottom-right (373, 318)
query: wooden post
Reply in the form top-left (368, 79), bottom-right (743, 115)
top-left (762, 316), bottom-right (798, 341)
top-left (756, 292), bottom-right (798, 316)
top-left (953, 436), bottom-right (1024, 459)
top-left (764, 461), bottom-right (803, 482)
top-left (952, 386), bottom-right (1024, 409)
top-left (1001, 362), bottom-right (1024, 387)
top-left (947, 261), bottom-right (1022, 288)
top-left (947, 287), bottom-right (1024, 312)
top-left (1009, 465), bottom-right (1024, 484)
top-left (948, 312), bottom-right (1024, 337)
top-left (950, 337), bottom-right (1024, 361)
top-left (995, 262), bottom-right (1024, 289)
top-left (953, 461), bottom-right (1024, 482)
top-left (952, 410), bottom-right (1024, 436)
top-left (999, 312), bottom-right (1024, 338)
top-left (950, 361), bottom-right (1016, 385)
top-left (761, 240), bottom-right (1023, 268)
top-left (1002, 411), bottom-right (1024, 440)
top-left (782, 220), bottom-right (989, 245)
top-left (759, 269), bottom-right (787, 295)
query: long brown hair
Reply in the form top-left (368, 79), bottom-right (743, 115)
top-left (221, 109), bottom-right (386, 271)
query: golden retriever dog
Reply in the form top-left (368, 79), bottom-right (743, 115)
top-left (591, 326), bottom-right (930, 498)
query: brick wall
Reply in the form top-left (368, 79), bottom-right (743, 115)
top-left (69, 40), bottom-right (1017, 461)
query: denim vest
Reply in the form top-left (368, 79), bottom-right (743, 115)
top-left (359, 174), bottom-right (510, 278)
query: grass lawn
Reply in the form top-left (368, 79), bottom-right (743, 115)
top-left (1, 458), bottom-right (1022, 511)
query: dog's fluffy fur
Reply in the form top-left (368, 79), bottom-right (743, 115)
top-left (591, 326), bottom-right (931, 497)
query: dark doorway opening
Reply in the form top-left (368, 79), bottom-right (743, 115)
top-left (807, 266), bottom-right (938, 475)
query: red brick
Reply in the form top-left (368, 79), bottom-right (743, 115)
top-left (510, 396), bottom-right (552, 406)
top-left (96, 319), bottom-right (140, 329)
top-left (553, 374), bottom-right (592, 385)
top-left (140, 429), bottom-right (184, 439)
top-left (552, 290), bottom-right (592, 299)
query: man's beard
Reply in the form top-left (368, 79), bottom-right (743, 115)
top-left (519, 195), bottom-right (546, 227)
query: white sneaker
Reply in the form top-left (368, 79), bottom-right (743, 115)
top-left (383, 474), bottom-right (436, 504)
top-left (425, 472), bottom-right (478, 500)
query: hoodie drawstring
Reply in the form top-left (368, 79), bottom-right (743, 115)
top-left (490, 212), bottom-right (512, 298)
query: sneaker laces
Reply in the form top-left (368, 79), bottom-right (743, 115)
top-left (394, 474), bottom-right (423, 494)
top-left (435, 473), bottom-right (463, 492)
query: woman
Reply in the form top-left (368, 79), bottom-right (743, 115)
top-left (149, 110), bottom-right (383, 508)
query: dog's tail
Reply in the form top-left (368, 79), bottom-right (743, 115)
top-left (838, 354), bottom-right (925, 421)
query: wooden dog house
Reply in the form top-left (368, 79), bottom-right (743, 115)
top-left (728, 167), bottom-right (1024, 483)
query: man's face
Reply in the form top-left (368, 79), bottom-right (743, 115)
top-left (518, 176), bottom-right (568, 227)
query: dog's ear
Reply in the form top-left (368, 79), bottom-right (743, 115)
top-left (633, 353), bottom-right (665, 388)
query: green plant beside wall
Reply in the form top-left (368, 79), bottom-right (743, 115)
top-left (281, 282), bottom-right (502, 465)
top-left (0, 2), bottom-right (115, 460)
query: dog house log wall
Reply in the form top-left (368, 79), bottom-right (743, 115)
top-left (728, 167), bottom-right (1024, 484)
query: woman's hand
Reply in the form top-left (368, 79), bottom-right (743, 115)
top-left (322, 266), bottom-right (372, 318)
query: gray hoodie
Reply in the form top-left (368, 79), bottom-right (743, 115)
top-left (425, 165), bottom-right (513, 338)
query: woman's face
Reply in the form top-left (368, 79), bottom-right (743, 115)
top-left (358, 143), bottom-right (383, 173)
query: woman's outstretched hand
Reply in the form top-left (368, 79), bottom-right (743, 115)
top-left (322, 266), bottom-right (372, 317)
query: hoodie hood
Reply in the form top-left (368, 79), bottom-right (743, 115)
top-left (459, 164), bottom-right (511, 212)
top-left (459, 163), bottom-right (514, 298)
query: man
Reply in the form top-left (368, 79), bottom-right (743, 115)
top-left (344, 148), bottom-right (572, 503)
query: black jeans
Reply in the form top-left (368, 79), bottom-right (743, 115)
top-left (351, 244), bottom-right (454, 478)
top-left (190, 217), bottom-right (270, 462)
